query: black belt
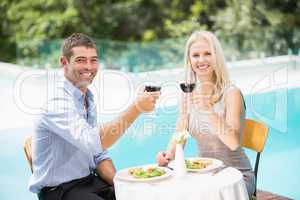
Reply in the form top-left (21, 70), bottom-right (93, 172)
top-left (40, 174), bottom-right (95, 194)
top-left (41, 185), bottom-right (59, 193)
top-left (38, 185), bottom-right (60, 200)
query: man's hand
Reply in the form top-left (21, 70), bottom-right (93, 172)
top-left (135, 91), bottom-right (160, 113)
top-left (192, 89), bottom-right (214, 113)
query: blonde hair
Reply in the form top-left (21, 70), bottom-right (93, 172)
top-left (184, 30), bottom-right (230, 102)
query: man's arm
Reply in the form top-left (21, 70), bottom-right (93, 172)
top-left (100, 91), bottom-right (160, 149)
top-left (95, 159), bottom-right (116, 185)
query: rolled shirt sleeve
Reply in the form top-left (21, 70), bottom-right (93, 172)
top-left (93, 150), bottom-right (111, 167)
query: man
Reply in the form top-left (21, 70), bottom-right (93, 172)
top-left (28, 33), bottom-right (160, 200)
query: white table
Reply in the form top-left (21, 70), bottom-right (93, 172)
top-left (114, 166), bottom-right (249, 200)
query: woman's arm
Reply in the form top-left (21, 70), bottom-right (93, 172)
top-left (209, 89), bottom-right (245, 150)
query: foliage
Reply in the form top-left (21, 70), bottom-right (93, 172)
top-left (0, 0), bottom-right (299, 69)
top-left (213, 0), bottom-right (300, 59)
top-left (0, 0), bottom-right (16, 62)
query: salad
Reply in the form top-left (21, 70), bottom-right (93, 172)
top-left (128, 167), bottom-right (166, 179)
top-left (185, 159), bottom-right (212, 169)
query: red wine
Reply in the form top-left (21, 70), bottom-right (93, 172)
top-left (145, 85), bottom-right (161, 92)
top-left (180, 83), bottom-right (196, 93)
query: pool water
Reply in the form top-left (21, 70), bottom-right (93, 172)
top-left (0, 87), bottom-right (299, 200)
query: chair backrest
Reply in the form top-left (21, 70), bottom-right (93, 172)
top-left (242, 119), bottom-right (269, 198)
top-left (242, 119), bottom-right (269, 153)
top-left (24, 137), bottom-right (33, 173)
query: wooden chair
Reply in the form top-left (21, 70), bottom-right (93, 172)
top-left (23, 137), bottom-right (33, 173)
top-left (242, 119), bottom-right (269, 199)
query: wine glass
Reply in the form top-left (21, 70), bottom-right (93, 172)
top-left (179, 83), bottom-right (196, 93)
top-left (145, 85), bottom-right (162, 93)
top-left (144, 84), bottom-right (161, 118)
top-left (178, 82), bottom-right (196, 129)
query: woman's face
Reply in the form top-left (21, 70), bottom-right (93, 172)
top-left (189, 39), bottom-right (214, 81)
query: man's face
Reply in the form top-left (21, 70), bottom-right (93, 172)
top-left (62, 46), bottom-right (99, 92)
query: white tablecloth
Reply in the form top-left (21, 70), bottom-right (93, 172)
top-left (114, 166), bottom-right (249, 200)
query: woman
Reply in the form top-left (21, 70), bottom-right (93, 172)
top-left (156, 31), bottom-right (255, 198)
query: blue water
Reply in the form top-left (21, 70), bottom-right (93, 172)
top-left (0, 87), bottom-right (299, 200)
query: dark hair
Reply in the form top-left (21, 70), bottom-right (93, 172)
top-left (61, 33), bottom-right (96, 61)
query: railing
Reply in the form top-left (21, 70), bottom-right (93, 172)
top-left (15, 37), bottom-right (300, 72)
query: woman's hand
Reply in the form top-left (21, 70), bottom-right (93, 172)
top-left (156, 151), bottom-right (172, 166)
top-left (192, 89), bottom-right (214, 113)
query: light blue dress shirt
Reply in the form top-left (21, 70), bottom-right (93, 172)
top-left (29, 78), bottom-right (110, 193)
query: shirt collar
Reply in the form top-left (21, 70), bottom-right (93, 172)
top-left (63, 78), bottom-right (93, 100)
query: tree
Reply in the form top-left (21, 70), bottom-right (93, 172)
top-left (0, 0), bottom-right (16, 62)
top-left (1, 0), bottom-right (300, 66)
top-left (6, 0), bottom-right (80, 64)
top-left (213, 0), bottom-right (300, 59)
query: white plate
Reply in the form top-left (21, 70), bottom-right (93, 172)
top-left (169, 157), bottom-right (223, 173)
top-left (115, 164), bottom-right (173, 182)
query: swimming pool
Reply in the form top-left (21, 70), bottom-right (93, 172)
top-left (0, 87), bottom-right (299, 200)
